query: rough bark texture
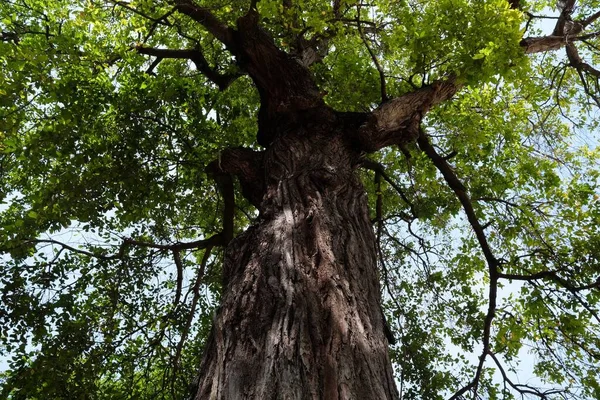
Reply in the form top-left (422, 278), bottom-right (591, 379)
top-left (520, 36), bottom-right (567, 54)
top-left (191, 113), bottom-right (399, 399)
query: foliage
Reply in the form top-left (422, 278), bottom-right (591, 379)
top-left (1, 0), bottom-right (600, 399)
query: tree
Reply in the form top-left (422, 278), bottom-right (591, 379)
top-left (1, 0), bottom-right (600, 398)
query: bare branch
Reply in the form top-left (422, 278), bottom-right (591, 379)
top-left (488, 351), bottom-right (567, 398)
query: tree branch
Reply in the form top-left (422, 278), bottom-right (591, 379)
top-left (360, 159), bottom-right (417, 218)
top-left (566, 41), bottom-right (600, 76)
top-left (565, 42), bottom-right (600, 107)
top-left (143, 8), bottom-right (177, 44)
top-left (520, 1), bottom-right (600, 54)
top-left (135, 45), bottom-right (241, 90)
top-left (553, 0), bottom-right (578, 36)
top-left (356, 75), bottom-right (460, 152)
top-left (289, 31), bottom-right (335, 68)
top-left (488, 351), bottom-right (566, 398)
top-left (171, 245), bottom-right (213, 391)
top-left (498, 269), bottom-right (600, 292)
top-left (279, 0), bottom-right (332, 67)
top-left (108, 1), bottom-right (171, 26)
top-left (357, 3), bottom-right (387, 102)
top-left (123, 235), bottom-right (224, 251)
top-left (1, 31), bottom-right (20, 43)
top-left (417, 128), bottom-right (500, 400)
top-left (171, 249), bottom-right (184, 311)
top-left (518, 2), bottom-right (600, 108)
top-left (206, 147), bottom-right (265, 208)
top-left (520, 35), bottom-right (568, 54)
top-left (172, 0), bottom-right (236, 51)
top-left (582, 10), bottom-right (600, 27)
top-left (18, 238), bottom-right (128, 260)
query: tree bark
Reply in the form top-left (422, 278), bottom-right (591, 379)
top-left (191, 115), bottom-right (399, 399)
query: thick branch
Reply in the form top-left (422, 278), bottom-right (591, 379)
top-left (170, 0), bottom-right (324, 113)
top-left (582, 10), bottom-right (600, 27)
top-left (520, 35), bottom-right (568, 54)
top-left (566, 42), bottom-right (600, 77)
top-left (522, 32), bottom-right (600, 53)
top-left (172, 249), bottom-right (184, 310)
top-left (519, 4), bottom-right (600, 107)
top-left (553, 0), bottom-right (578, 36)
top-left (290, 32), bottom-right (334, 68)
top-left (172, 0), bottom-right (236, 51)
top-left (520, 1), bottom-right (600, 54)
top-left (206, 147), bottom-right (265, 209)
top-left (280, 0), bottom-right (333, 68)
top-left (236, 10), bottom-right (324, 113)
top-left (356, 76), bottom-right (460, 152)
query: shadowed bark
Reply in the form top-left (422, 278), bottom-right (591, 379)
top-left (192, 120), bottom-right (399, 400)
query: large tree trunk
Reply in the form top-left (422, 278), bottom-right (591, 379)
top-left (191, 114), bottom-right (399, 399)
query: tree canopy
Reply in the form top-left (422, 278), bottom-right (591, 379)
top-left (1, 0), bottom-right (600, 398)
